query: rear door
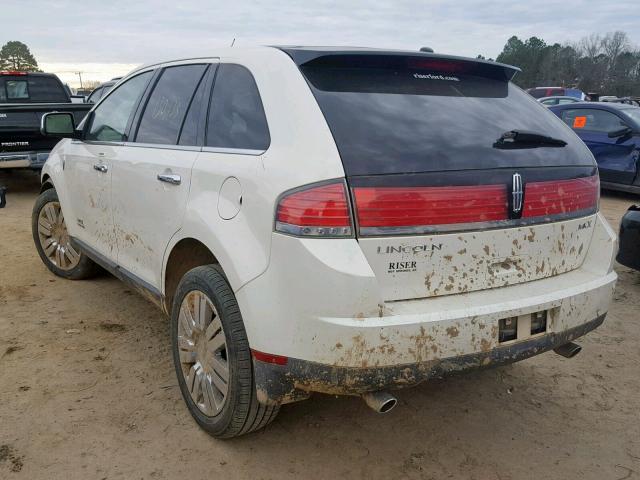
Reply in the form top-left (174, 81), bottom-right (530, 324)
top-left (110, 62), bottom-right (212, 290)
top-left (559, 107), bottom-right (638, 185)
top-left (300, 55), bottom-right (599, 301)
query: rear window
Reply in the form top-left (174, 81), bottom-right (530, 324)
top-left (301, 57), bottom-right (591, 176)
top-left (0, 75), bottom-right (68, 103)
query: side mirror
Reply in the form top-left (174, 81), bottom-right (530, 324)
top-left (41, 112), bottom-right (80, 138)
top-left (608, 126), bottom-right (633, 138)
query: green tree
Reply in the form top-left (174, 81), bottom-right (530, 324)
top-left (0, 41), bottom-right (39, 71)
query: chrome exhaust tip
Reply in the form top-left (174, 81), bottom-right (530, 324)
top-left (554, 342), bottom-right (582, 358)
top-left (361, 391), bottom-right (398, 414)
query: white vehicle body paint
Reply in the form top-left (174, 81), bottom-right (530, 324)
top-left (40, 47), bottom-right (617, 406)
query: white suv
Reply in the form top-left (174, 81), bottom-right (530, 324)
top-left (33, 47), bottom-right (617, 438)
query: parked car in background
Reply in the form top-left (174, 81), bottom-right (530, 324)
top-left (0, 71), bottom-right (92, 170)
top-left (33, 47), bottom-right (616, 438)
top-left (550, 102), bottom-right (640, 193)
top-left (86, 78), bottom-right (121, 103)
top-left (600, 96), bottom-right (640, 107)
top-left (617, 205), bottom-right (640, 271)
top-left (538, 96), bottom-right (581, 106)
top-left (527, 86), bottom-right (586, 100)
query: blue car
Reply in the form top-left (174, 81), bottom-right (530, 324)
top-left (549, 102), bottom-right (640, 194)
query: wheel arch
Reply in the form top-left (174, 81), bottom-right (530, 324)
top-left (163, 237), bottom-right (221, 314)
top-left (40, 174), bottom-right (55, 193)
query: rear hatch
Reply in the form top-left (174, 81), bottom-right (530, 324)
top-left (295, 51), bottom-right (599, 301)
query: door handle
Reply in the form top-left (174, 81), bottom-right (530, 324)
top-left (157, 173), bottom-right (181, 185)
top-left (93, 163), bottom-right (108, 173)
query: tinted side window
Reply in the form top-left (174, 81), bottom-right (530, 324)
top-left (561, 108), bottom-right (627, 133)
top-left (86, 71), bottom-right (152, 142)
top-left (206, 64), bottom-right (270, 150)
top-left (178, 69), bottom-right (209, 146)
top-left (136, 64), bottom-right (207, 145)
top-left (87, 87), bottom-right (103, 103)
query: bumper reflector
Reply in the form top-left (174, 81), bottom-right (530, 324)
top-left (251, 349), bottom-right (289, 366)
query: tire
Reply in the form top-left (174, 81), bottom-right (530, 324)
top-left (31, 188), bottom-right (99, 280)
top-left (171, 265), bottom-right (279, 438)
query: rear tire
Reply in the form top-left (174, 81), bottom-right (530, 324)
top-left (171, 265), bottom-right (279, 438)
top-left (31, 188), bottom-right (99, 280)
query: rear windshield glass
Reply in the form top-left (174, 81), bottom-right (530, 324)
top-left (0, 76), bottom-right (68, 103)
top-left (301, 59), bottom-right (590, 176)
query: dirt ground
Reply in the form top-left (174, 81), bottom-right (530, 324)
top-left (1, 169), bottom-right (639, 480)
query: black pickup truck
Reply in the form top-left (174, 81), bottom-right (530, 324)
top-left (0, 71), bottom-right (91, 170)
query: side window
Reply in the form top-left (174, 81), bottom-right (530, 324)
top-left (86, 71), bottom-right (152, 142)
top-left (561, 108), bottom-right (627, 133)
top-left (206, 64), bottom-right (270, 151)
top-left (87, 87), bottom-right (102, 103)
top-left (136, 64), bottom-right (207, 145)
top-left (178, 69), bottom-right (209, 146)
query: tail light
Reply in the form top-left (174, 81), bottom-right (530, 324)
top-left (353, 184), bottom-right (508, 233)
top-left (275, 181), bottom-right (352, 237)
top-left (523, 175), bottom-right (599, 218)
top-left (0, 71), bottom-right (27, 76)
top-left (276, 175), bottom-right (598, 238)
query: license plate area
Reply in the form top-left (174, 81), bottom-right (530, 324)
top-left (499, 310), bottom-right (548, 343)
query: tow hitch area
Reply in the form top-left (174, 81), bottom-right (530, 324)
top-left (499, 311), bottom-right (548, 343)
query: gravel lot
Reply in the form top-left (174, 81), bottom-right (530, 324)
top-left (1, 169), bottom-right (639, 480)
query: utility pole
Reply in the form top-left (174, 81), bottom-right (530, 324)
top-left (75, 71), bottom-right (83, 89)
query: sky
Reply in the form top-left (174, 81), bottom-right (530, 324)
top-left (3, 0), bottom-right (640, 88)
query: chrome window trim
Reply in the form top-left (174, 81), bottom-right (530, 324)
top-left (121, 141), bottom-right (202, 152)
top-left (201, 146), bottom-right (265, 156)
top-left (71, 140), bottom-right (124, 146)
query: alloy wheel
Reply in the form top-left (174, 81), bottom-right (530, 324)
top-left (37, 201), bottom-right (81, 271)
top-left (177, 290), bottom-right (230, 416)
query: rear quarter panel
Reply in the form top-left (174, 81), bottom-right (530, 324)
top-left (163, 48), bottom-right (347, 294)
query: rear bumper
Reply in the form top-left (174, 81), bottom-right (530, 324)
top-left (0, 151), bottom-right (49, 169)
top-left (238, 212), bottom-right (617, 404)
top-left (617, 206), bottom-right (640, 271)
top-left (254, 314), bottom-right (606, 404)
top-left (601, 181), bottom-right (640, 195)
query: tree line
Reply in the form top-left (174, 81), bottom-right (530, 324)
top-left (2, 33), bottom-right (639, 97)
top-left (494, 31), bottom-right (640, 97)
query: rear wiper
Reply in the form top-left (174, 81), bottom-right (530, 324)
top-left (493, 130), bottom-right (567, 149)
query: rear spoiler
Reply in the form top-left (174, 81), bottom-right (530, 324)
top-left (276, 47), bottom-right (520, 82)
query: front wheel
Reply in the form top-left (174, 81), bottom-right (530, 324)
top-left (171, 265), bottom-right (279, 438)
top-left (31, 188), bottom-right (99, 280)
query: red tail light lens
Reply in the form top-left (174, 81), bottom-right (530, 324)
top-left (353, 185), bottom-right (508, 231)
top-left (275, 181), bottom-right (352, 237)
top-left (0, 71), bottom-right (27, 76)
top-left (523, 175), bottom-right (599, 218)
